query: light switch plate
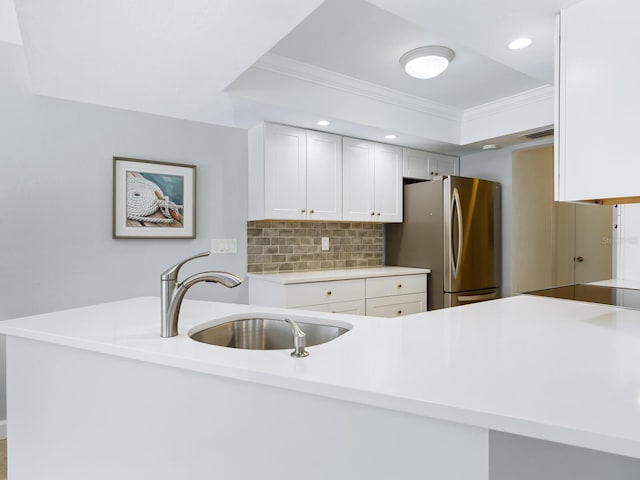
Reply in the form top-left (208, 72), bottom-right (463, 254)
top-left (211, 238), bottom-right (237, 254)
top-left (321, 237), bottom-right (329, 251)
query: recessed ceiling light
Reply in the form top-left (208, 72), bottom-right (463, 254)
top-left (508, 37), bottom-right (532, 50)
top-left (400, 46), bottom-right (455, 79)
top-left (317, 120), bottom-right (331, 126)
top-left (482, 144), bottom-right (498, 150)
top-left (385, 134), bottom-right (397, 140)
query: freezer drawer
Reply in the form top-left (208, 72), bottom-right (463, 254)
top-left (444, 288), bottom-right (498, 308)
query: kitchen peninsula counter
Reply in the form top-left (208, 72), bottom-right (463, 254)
top-left (2, 295), bottom-right (640, 478)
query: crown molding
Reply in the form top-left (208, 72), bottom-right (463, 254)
top-left (254, 53), bottom-right (462, 122)
top-left (463, 85), bottom-right (554, 123)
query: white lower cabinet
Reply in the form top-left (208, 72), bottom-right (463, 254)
top-left (249, 273), bottom-right (427, 317)
top-left (364, 275), bottom-right (427, 318)
top-left (366, 294), bottom-right (426, 318)
top-left (296, 300), bottom-right (366, 315)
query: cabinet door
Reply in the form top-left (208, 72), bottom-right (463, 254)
top-left (365, 293), bottom-right (426, 318)
top-left (284, 279), bottom-right (365, 308)
top-left (328, 300), bottom-right (366, 315)
top-left (306, 131), bottom-right (342, 221)
top-left (343, 137), bottom-right (375, 221)
top-left (556, 1), bottom-right (640, 201)
top-left (365, 274), bottom-right (427, 298)
top-left (264, 124), bottom-right (307, 220)
top-left (402, 148), bottom-right (430, 180)
top-left (430, 152), bottom-right (459, 177)
top-left (373, 143), bottom-right (403, 222)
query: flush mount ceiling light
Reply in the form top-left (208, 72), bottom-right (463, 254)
top-left (400, 46), bottom-right (455, 79)
top-left (508, 37), bottom-right (532, 50)
top-left (317, 120), bottom-right (331, 126)
top-left (385, 134), bottom-right (397, 140)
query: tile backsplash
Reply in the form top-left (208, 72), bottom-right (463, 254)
top-left (247, 220), bottom-right (383, 273)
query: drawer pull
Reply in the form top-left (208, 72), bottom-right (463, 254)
top-left (397, 310), bottom-right (402, 315)
top-left (327, 291), bottom-right (332, 296)
top-left (397, 284), bottom-right (402, 288)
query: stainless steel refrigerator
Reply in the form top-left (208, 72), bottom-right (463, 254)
top-left (385, 176), bottom-right (501, 310)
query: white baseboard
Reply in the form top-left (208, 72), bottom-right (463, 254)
top-left (0, 420), bottom-right (6, 439)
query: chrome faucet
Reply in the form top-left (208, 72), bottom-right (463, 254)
top-left (160, 251), bottom-right (242, 337)
top-left (284, 318), bottom-right (309, 357)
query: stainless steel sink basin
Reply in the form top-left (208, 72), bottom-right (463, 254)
top-left (189, 314), bottom-right (351, 350)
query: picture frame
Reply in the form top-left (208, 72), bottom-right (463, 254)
top-left (113, 157), bottom-right (196, 239)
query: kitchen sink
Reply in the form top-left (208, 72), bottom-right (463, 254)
top-left (189, 314), bottom-right (352, 350)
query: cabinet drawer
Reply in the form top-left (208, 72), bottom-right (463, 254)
top-left (365, 293), bottom-right (426, 318)
top-left (285, 279), bottom-right (365, 308)
top-left (365, 275), bottom-right (426, 298)
top-left (297, 300), bottom-right (365, 316)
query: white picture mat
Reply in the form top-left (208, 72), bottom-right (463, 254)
top-left (114, 159), bottom-right (195, 238)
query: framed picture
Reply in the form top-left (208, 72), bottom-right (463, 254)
top-left (113, 157), bottom-right (196, 239)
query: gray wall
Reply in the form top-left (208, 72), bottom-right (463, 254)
top-left (0, 42), bottom-right (249, 419)
top-left (490, 431), bottom-right (640, 480)
top-left (460, 138), bottom-right (553, 297)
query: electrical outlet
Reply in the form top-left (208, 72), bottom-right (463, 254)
top-left (211, 238), bottom-right (237, 254)
top-left (321, 237), bottom-right (329, 251)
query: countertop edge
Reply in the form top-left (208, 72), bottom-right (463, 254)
top-left (247, 266), bottom-right (431, 284)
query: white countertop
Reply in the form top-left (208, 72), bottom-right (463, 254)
top-left (589, 278), bottom-right (640, 290)
top-left (1, 295), bottom-right (640, 458)
top-left (247, 266), bottom-right (430, 284)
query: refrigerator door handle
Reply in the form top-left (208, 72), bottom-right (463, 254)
top-left (451, 187), bottom-right (463, 278)
top-left (457, 292), bottom-right (497, 302)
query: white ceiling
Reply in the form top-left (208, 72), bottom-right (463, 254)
top-left (3, 0), bottom-right (585, 154)
top-left (268, 0), bottom-right (544, 109)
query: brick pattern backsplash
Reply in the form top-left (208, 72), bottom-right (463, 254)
top-left (247, 220), bottom-right (384, 273)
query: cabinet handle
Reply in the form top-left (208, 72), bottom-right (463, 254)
top-left (430, 171), bottom-right (434, 175)
top-left (301, 208), bottom-right (306, 213)
top-left (397, 310), bottom-right (402, 315)
top-left (397, 284), bottom-right (402, 288)
top-left (327, 291), bottom-right (332, 296)
top-left (376, 212), bottom-right (381, 216)
top-left (309, 209), bottom-right (314, 214)
top-left (370, 212), bottom-right (375, 216)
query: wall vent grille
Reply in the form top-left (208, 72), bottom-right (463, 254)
top-left (522, 128), bottom-right (554, 139)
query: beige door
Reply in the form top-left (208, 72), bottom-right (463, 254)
top-left (573, 204), bottom-right (613, 283)
top-left (512, 145), bottom-right (613, 293)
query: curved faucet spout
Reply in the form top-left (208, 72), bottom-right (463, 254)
top-left (160, 252), bottom-right (243, 338)
top-left (182, 271), bottom-right (243, 289)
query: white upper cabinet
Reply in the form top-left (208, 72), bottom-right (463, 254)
top-left (248, 123), bottom-right (342, 221)
top-left (402, 148), bottom-right (459, 180)
top-left (306, 130), bottom-right (343, 221)
top-left (342, 137), bottom-right (375, 221)
top-left (264, 123), bottom-right (307, 220)
top-left (556, 0), bottom-right (640, 202)
top-left (402, 148), bottom-right (430, 179)
top-left (429, 152), bottom-right (459, 177)
top-left (373, 142), bottom-right (403, 222)
top-left (343, 137), bottom-right (403, 223)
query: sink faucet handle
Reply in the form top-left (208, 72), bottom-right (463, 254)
top-left (161, 251), bottom-right (211, 282)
